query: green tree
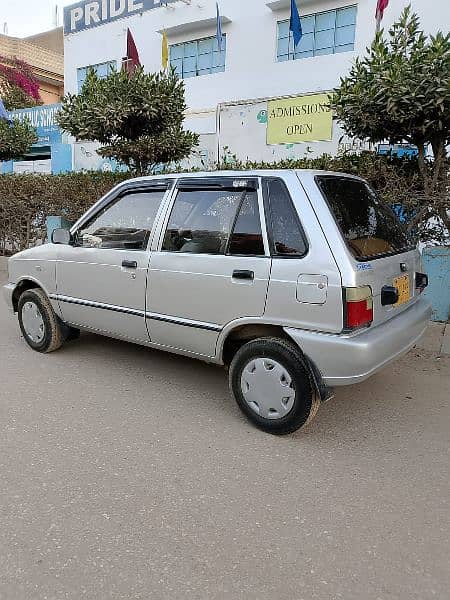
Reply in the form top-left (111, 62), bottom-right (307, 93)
top-left (331, 7), bottom-right (450, 241)
top-left (57, 67), bottom-right (199, 176)
top-left (0, 118), bottom-right (38, 162)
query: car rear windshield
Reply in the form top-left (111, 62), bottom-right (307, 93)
top-left (316, 176), bottom-right (412, 261)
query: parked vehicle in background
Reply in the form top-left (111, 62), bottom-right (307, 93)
top-left (3, 170), bottom-right (430, 434)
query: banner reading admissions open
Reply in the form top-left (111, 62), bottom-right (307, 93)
top-left (267, 94), bottom-right (332, 145)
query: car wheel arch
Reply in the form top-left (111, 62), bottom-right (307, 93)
top-left (220, 324), bottom-right (292, 366)
top-left (220, 324), bottom-right (333, 403)
top-left (12, 278), bottom-right (45, 312)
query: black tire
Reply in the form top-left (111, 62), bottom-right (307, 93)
top-left (18, 288), bottom-right (64, 353)
top-left (229, 337), bottom-right (320, 435)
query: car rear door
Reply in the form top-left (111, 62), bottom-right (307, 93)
top-left (145, 176), bottom-right (271, 358)
top-left (263, 173), bottom-right (344, 334)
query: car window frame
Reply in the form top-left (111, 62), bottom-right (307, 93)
top-left (262, 177), bottom-right (309, 259)
top-left (157, 177), bottom-right (270, 258)
top-left (71, 180), bottom-right (174, 253)
top-left (225, 189), bottom-right (267, 257)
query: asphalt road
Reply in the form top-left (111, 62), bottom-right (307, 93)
top-left (1, 273), bottom-right (449, 600)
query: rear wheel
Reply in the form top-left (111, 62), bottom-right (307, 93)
top-left (229, 337), bottom-right (320, 435)
top-left (18, 288), bottom-right (64, 353)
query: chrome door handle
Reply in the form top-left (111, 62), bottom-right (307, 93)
top-left (122, 260), bottom-right (137, 269)
top-left (232, 270), bottom-right (254, 280)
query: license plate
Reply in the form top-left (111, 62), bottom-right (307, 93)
top-left (394, 274), bottom-right (410, 306)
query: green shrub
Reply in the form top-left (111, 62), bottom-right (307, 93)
top-left (0, 171), bottom-right (127, 254)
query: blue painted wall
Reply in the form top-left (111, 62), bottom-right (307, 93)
top-left (52, 143), bottom-right (73, 174)
top-left (0, 105), bottom-right (72, 175)
top-left (423, 247), bottom-right (450, 322)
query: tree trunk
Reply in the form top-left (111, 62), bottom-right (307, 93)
top-left (413, 139), bottom-right (449, 241)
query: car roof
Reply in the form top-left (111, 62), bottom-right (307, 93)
top-left (123, 169), bottom-right (362, 185)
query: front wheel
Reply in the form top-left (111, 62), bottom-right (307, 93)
top-left (229, 337), bottom-right (320, 435)
top-left (18, 288), bottom-right (64, 353)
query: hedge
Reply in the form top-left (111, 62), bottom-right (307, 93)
top-left (0, 171), bottom-right (128, 254)
top-left (0, 152), bottom-right (425, 254)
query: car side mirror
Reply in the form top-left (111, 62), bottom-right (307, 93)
top-left (51, 228), bottom-right (72, 245)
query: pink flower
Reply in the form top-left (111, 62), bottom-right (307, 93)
top-left (0, 55), bottom-right (41, 103)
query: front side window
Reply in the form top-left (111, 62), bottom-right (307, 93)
top-left (77, 60), bottom-right (116, 91)
top-left (277, 5), bottom-right (357, 62)
top-left (170, 35), bottom-right (226, 79)
top-left (265, 179), bottom-right (307, 256)
top-left (76, 190), bottom-right (166, 250)
top-left (316, 176), bottom-right (412, 260)
top-left (162, 185), bottom-right (264, 255)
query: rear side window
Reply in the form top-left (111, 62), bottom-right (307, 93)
top-left (265, 178), bottom-right (307, 256)
top-left (316, 176), bottom-right (411, 260)
top-left (162, 186), bottom-right (264, 255)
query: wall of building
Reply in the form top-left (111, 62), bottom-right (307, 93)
top-left (38, 81), bottom-right (63, 106)
top-left (63, 0), bottom-right (450, 169)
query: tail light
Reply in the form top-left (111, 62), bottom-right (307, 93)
top-left (344, 286), bottom-right (373, 330)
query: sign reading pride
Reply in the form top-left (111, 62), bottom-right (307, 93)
top-left (64, 0), bottom-right (176, 34)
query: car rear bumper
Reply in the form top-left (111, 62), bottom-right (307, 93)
top-left (284, 297), bottom-right (432, 386)
top-left (2, 283), bottom-right (15, 313)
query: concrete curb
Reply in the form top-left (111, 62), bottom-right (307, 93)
top-left (441, 324), bottom-right (450, 356)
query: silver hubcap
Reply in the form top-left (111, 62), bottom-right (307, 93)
top-left (240, 358), bottom-right (296, 420)
top-left (22, 301), bottom-right (45, 343)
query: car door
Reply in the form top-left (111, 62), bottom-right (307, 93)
top-left (263, 174), bottom-right (344, 333)
top-left (55, 181), bottom-right (171, 342)
top-left (146, 176), bottom-right (271, 358)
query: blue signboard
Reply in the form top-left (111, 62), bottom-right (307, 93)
top-left (378, 143), bottom-right (419, 158)
top-left (8, 104), bottom-right (62, 145)
top-left (64, 0), bottom-right (176, 34)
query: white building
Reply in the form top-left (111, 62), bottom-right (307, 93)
top-left (63, 0), bottom-right (450, 170)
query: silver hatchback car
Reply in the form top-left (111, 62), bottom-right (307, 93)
top-left (3, 170), bottom-right (431, 434)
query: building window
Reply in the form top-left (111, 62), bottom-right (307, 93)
top-left (170, 35), bottom-right (226, 79)
top-left (277, 5), bottom-right (357, 61)
top-left (77, 61), bottom-right (116, 91)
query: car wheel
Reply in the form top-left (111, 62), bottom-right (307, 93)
top-left (18, 288), bottom-right (64, 353)
top-left (229, 337), bottom-right (320, 435)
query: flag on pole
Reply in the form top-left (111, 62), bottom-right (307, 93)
top-left (162, 30), bottom-right (169, 70)
top-left (375, 0), bottom-right (389, 27)
top-left (216, 2), bottom-right (223, 52)
top-left (290, 0), bottom-right (303, 48)
top-left (123, 28), bottom-right (141, 72)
